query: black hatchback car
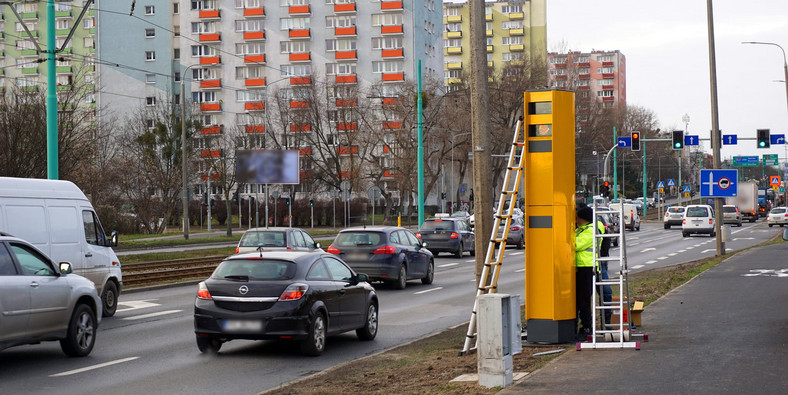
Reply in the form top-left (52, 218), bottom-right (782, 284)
top-left (416, 217), bottom-right (475, 257)
top-left (193, 251), bottom-right (378, 356)
top-left (327, 227), bottom-right (434, 290)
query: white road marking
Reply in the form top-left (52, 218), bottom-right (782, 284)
top-left (640, 248), bottom-right (656, 253)
top-left (668, 253), bottom-right (677, 257)
top-left (701, 249), bottom-right (716, 253)
top-left (734, 237), bottom-right (755, 240)
top-left (694, 244), bottom-right (703, 247)
top-left (632, 265), bottom-right (645, 270)
top-left (438, 263), bottom-right (460, 268)
top-left (50, 357), bottom-right (140, 377)
top-left (465, 259), bottom-right (475, 263)
top-left (685, 246), bottom-right (694, 250)
top-left (509, 252), bottom-right (524, 256)
top-left (115, 300), bottom-right (160, 313)
top-left (678, 249), bottom-right (687, 253)
top-left (657, 256), bottom-right (668, 260)
top-left (645, 260), bottom-right (658, 264)
top-left (515, 268), bottom-right (525, 273)
top-left (414, 287), bottom-right (443, 295)
top-left (122, 310), bottom-right (182, 321)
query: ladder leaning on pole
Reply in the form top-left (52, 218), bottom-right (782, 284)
top-left (459, 118), bottom-right (526, 355)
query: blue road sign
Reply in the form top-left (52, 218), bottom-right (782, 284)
top-left (722, 135), bottom-right (737, 145)
top-left (667, 179), bottom-right (675, 187)
top-left (770, 134), bottom-right (785, 145)
top-left (682, 185), bottom-right (691, 193)
top-left (657, 181), bottom-right (665, 188)
top-left (617, 137), bottom-right (631, 147)
top-left (700, 169), bottom-right (738, 198)
top-left (685, 135), bottom-right (699, 146)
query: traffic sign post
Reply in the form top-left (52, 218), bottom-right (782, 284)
top-left (700, 169), bottom-right (738, 198)
top-left (763, 154), bottom-right (778, 166)
top-left (733, 156), bottom-right (759, 167)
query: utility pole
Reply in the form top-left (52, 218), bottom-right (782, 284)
top-left (706, 0), bottom-right (725, 255)
top-left (469, 0), bottom-right (493, 282)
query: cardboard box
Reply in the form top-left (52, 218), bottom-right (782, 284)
top-left (631, 301), bottom-right (644, 327)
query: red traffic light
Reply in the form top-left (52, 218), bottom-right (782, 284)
top-left (603, 181), bottom-right (610, 187)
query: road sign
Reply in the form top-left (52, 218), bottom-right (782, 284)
top-left (659, 188), bottom-right (664, 193)
top-left (685, 135), bottom-right (699, 146)
top-left (770, 134), bottom-right (785, 145)
top-left (684, 193), bottom-right (690, 198)
top-left (657, 181), bottom-right (665, 188)
top-left (770, 175), bottom-right (781, 187)
top-left (667, 179), bottom-right (675, 187)
top-left (722, 135), bottom-right (738, 145)
top-left (780, 187), bottom-right (786, 193)
top-left (682, 185), bottom-right (691, 193)
top-left (617, 137), bottom-right (631, 147)
top-left (340, 180), bottom-right (351, 192)
top-left (763, 154), bottom-right (778, 166)
top-left (700, 169), bottom-right (738, 198)
top-left (271, 190), bottom-right (281, 200)
top-left (367, 185), bottom-right (382, 200)
top-left (733, 156), bottom-right (759, 167)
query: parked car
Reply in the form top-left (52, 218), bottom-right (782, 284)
top-left (496, 216), bottom-right (525, 249)
top-left (767, 207), bottom-right (788, 227)
top-left (0, 234), bottom-right (102, 357)
top-left (663, 206), bottom-right (686, 229)
top-left (682, 204), bottom-right (715, 237)
top-left (236, 227), bottom-right (323, 254)
top-left (417, 217), bottom-right (476, 257)
top-left (327, 227), bottom-right (433, 289)
top-left (193, 251), bottom-right (378, 356)
top-left (597, 211), bottom-right (619, 247)
top-left (722, 205), bottom-right (742, 227)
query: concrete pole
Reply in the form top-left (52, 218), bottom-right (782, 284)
top-left (469, 0), bottom-right (493, 281)
top-left (181, 74), bottom-right (189, 240)
top-left (706, 0), bottom-right (725, 255)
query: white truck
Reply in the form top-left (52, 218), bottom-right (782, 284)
top-left (726, 181), bottom-right (758, 223)
top-left (0, 177), bottom-right (122, 316)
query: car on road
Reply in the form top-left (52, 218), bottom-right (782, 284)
top-left (0, 235), bottom-right (101, 357)
top-left (663, 206), bottom-right (686, 229)
top-left (682, 204), bottom-right (715, 237)
top-left (327, 227), bottom-right (433, 289)
top-left (496, 216), bottom-right (525, 249)
top-left (417, 217), bottom-right (476, 257)
top-left (609, 202), bottom-right (640, 231)
top-left (597, 211), bottom-right (619, 247)
top-left (236, 227), bottom-right (323, 254)
top-left (193, 251), bottom-right (378, 356)
top-left (449, 210), bottom-right (471, 222)
top-left (722, 205), bottom-right (743, 227)
top-left (767, 207), bottom-right (788, 227)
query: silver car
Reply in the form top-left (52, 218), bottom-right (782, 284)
top-left (722, 205), bottom-right (742, 227)
top-left (0, 235), bottom-right (101, 356)
top-left (767, 207), bottom-right (788, 227)
top-left (497, 217), bottom-right (525, 249)
top-left (663, 206), bottom-right (686, 229)
top-left (235, 227), bottom-right (323, 254)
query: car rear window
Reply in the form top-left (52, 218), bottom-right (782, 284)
top-left (772, 208), bottom-right (786, 214)
top-left (334, 232), bottom-right (384, 247)
top-left (723, 206), bottom-right (737, 213)
top-left (686, 207), bottom-right (710, 217)
top-left (214, 259), bottom-right (295, 280)
top-left (668, 207), bottom-right (685, 213)
top-left (239, 231), bottom-right (286, 247)
top-left (420, 220), bottom-right (456, 231)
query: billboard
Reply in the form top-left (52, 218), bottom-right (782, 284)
top-left (236, 150), bottom-right (300, 184)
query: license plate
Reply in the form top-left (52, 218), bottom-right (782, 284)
top-left (222, 319), bottom-right (263, 333)
top-left (348, 253), bottom-right (367, 261)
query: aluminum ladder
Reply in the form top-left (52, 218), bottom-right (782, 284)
top-left (459, 118), bottom-right (526, 355)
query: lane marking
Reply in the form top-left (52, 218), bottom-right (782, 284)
top-left (640, 248), bottom-right (656, 253)
top-left (465, 259), bottom-right (475, 263)
top-left (668, 253), bottom-right (677, 257)
top-left (694, 244), bottom-right (703, 247)
top-left (632, 265), bottom-right (644, 270)
top-left (509, 252), bottom-right (524, 256)
top-left (677, 249), bottom-right (687, 253)
top-left (734, 237), bottom-right (755, 240)
top-left (645, 260), bottom-right (658, 264)
top-left (414, 287), bottom-right (443, 295)
top-left (438, 263), bottom-right (460, 268)
top-left (115, 300), bottom-right (160, 313)
top-left (515, 268), bottom-right (525, 273)
top-left (50, 357), bottom-right (140, 377)
top-left (701, 249), bottom-right (715, 253)
top-left (122, 310), bottom-right (182, 321)
top-left (657, 256), bottom-right (668, 260)
top-left (685, 246), bottom-right (694, 250)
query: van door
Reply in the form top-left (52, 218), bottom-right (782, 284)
top-left (80, 210), bottom-right (111, 293)
top-left (0, 243), bottom-right (30, 343)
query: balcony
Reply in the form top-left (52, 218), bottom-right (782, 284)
top-left (201, 173), bottom-right (221, 181)
top-left (602, 96), bottom-right (614, 102)
top-left (199, 33), bottom-right (221, 42)
top-left (289, 5), bottom-right (310, 15)
top-left (602, 61), bottom-right (614, 67)
top-left (578, 73), bottom-right (590, 79)
top-left (509, 28), bottom-right (524, 36)
top-left (245, 125), bottom-right (266, 133)
top-left (22, 67), bottom-right (38, 75)
top-left (243, 7), bottom-right (265, 17)
top-left (446, 15), bottom-right (461, 23)
top-left (555, 75), bottom-right (567, 80)
top-left (200, 103), bottom-right (221, 112)
top-left (381, 24), bottom-right (403, 34)
top-left (487, 45), bottom-right (493, 53)
top-left (336, 122), bottom-right (357, 131)
top-left (245, 78), bottom-right (266, 87)
top-left (486, 29), bottom-right (493, 37)
top-left (602, 73), bottom-right (614, 79)
top-left (382, 121), bottom-right (402, 130)
top-left (337, 145), bottom-right (358, 155)
top-left (21, 49), bottom-right (38, 56)
top-left (244, 54), bottom-right (266, 64)
top-left (199, 56), bottom-right (221, 65)
top-left (446, 47), bottom-right (462, 55)
top-left (289, 29), bottom-right (310, 38)
top-left (290, 76), bottom-right (311, 85)
top-left (201, 125), bottom-right (223, 134)
top-left (56, 66), bottom-right (72, 73)
top-left (335, 99), bottom-right (357, 107)
top-left (200, 79), bottom-right (221, 89)
top-left (56, 85), bottom-right (72, 92)
top-left (446, 78), bottom-right (462, 85)
top-left (578, 62), bottom-right (591, 67)
top-left (381, 1), bottom-right (403, 11)
top-left (199, 10), bottom-right (220, 19)
top-left (20, 12), bottom-right (37, 20)
top-left (509, 12), bottom-right (524, 19)
top-left (381, 48), bottom-right (404, 58)
top-left (509, 44), bottom-right (524, 52)
top-left (243, 31), bottom-right (265, 40)
top-left (290, 100), bottom-right (310, 109)
top-left (446, 62), bottom-right (462, 70)
top-left (55, 29), bottom-right (70, 36)
top-left (245, 102), bottom-right (266, 111)
top-left (486, 13), bottom-right (493, 21)
top-left (335, 74), bottom-right (357, 84)
top-left (299, 147), bottom-right (312, 156)
top-left (55, 10), bottom-right (72, 18)
top-left (22, 86), bottom-right (38, 92)
top-left (335, 27), bottom-right (356, 36)
top-left (289, 52), bottom-right (311, 62)
top-left (601, 85), bottom-right (614, 90)
top-left (335, 50), bottom-right (357, 60)
top-left (290, 123), bottom-right (311, 132)
top-left (383, 169), bottom-right (400, 178)
top-left (554, 62), bottom-right (567, 68)
top-left (382, 97), bottom-right (399, 106)
top-left (445, 31), bottom-right (461, 39)
top-left (382, 73), bottom-right (404, 82)
top-left (201, 149), bottom-right (222, 158)
top-left (334, 3), bottom-right (356, 13)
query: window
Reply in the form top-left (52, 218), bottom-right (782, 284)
top-left (444, 38), bottom-right (461, 48)
top-left (237, 90), bottom-right (265, 102)
top-left (55, 20), bottom-right (69, 30)
top-left (15, 40), bottom-right (36, 50)
top-left (577, 56), bottom-right (589, 63)
top-left (145, 51), bottom-right (156, 61)
top-left (501, 4), bottom-right (522, 13)
top-left (323, 257), bottom-right (353, 282)
top-left (192, 45), bottom-right (217, 57)
top-left (280, 0), bottom-right (309, 5)
top-left (145, 5), bottom-right (155, 14)
top-left (235, 19), bottom-right (265, 32)
top-left (16, 77), bottom-right (37, 87)
top-left (598, 54), bottom-right (613, 62)
top-left (444, 70), bottom-right (461, 79)
top-left (446, 23), bottom-right (461, 32)
top-left (326, 62), bottom-right (356, 75)
top-left (235, 66), bottom-right (266, 79)
top-left (146, 97), bottom-right (156, 106)
top-left (371, 37), bottom-right (403, 50)
top-left (599, 79), bottom-right (613, 86)
top-left (502, 36), bottom-right (523, 45)
top-left (371, 13), bottom-right (402, 26)
top-left (372, 60), bottom-right (403, 73)
top-left (82, 37), bottom-right (93, 48)
top-left (597, 90), bottom-right (614, 98)
top-left (326, 15), bottom-right (356, 28)
top-left (83, 211), bottom-right (107, 246)
top-left (325, 38), bottom-right (356, 51)
top-left (280, 17), bottom-right (310, 30)
top-left (442, 7), bottom-right (460, 17)
top-left (16, 22), bottom-right (37, 32)
top-left (598, 67), bottom-right (613, 74)
top-left (501, 21), bottom-right (522, 29)
top-left (11, 244), bottom-right (54, 276)
top-left (280, 41), bottom-right (311, 53)
top-left (502, 52), bottom-right (524, 61)
top-left (174, 2), bottom-right (179, 13)
top-left (235, 43), bottom-right (265, 55)
top-left (236, 0), bottom-right (262, 7)
top-left (83, 18), bottom-right (95, 28)
top-left (145, 28), bottom-right (155, 37)
top-left (280, 64), bottom-right (311, 77)
top-left (193, 91), bottom-right (218, 103)
top-left (15, 2), bottom-right (37, 13)
top-left (174, 48), bottom-right (181, 59)
top-left (55, 2), bottom-right (71, 11)
top-left (191, 21), bottom-right (216, 34)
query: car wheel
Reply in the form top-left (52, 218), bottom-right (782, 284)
top-left (682, 232), bottom-right (688, 237)
top-left (196, 335), bottom-right (222, 354)
top-left (393, 264), bottom-right (407, 290)
top-left (60, 304), bottom-right (97, 357)
top-left (101, 281), bottom-right (119, 317)
top-left (301, 312), bottom-right (327, 356)
top-left (637, 224), bottom-right (641, 231)
top-left (469, 246), bottom-right (475, 256)
top-left (356, 303), bottom-right (379, 341)
top-left (516, 236), bottom-right (524, 250)
top-left (737, 221), bottom-right (742, 227)
top-left (421, 260), bottom-right (434, 285)
top-left (664, 224), bottom-right (670, 230)
top-left (455, 243), bottom-right (464, 258)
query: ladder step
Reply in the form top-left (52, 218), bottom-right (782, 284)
top-left (595, 234), bottom-right (620, 238)
top-left (596, 280), bottom-right (625, 286)
top-left (596, 257), bottom-right (620, 262)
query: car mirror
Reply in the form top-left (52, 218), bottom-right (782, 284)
top-left (421, 241), bottom-right (428, 248)
top-left (783, 228), bottom-right (788, 241)
top-left (356, 273), bottom-right (369, 283)
top-left (315, 242), bottom-right (322, 249)
top-left (59, 262), bottom-right (72, 274)
top-left (110, 231), bottom-right (119, 247)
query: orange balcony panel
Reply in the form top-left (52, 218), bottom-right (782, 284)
top-left (290, 123), bottom-right (312, 132)
top-left (245, 102), bottom-right (266, 111)
top-left (381, 49), bottom-right (404, 58)
top-left (383, 169), bottom-right (401, 178)
top-left (337, 122), bottom-right (358, 131)
top-left (289, 29), bottom-right (310, 38)
top-left (199, 33), bottom-right (221, 42)
top-left (381, 1), bottom-right (403, 10)
top-left (339, 170), bottom-right (353, 179)
top-left (579, 74), bottom-right (590, 79)
top-left (602, 85), bottom-right (614, 90)
top-left (201, 173), bottom-right (221, 181)
top-left (336, 99), bottom-right (357, 107)
top-left (335, 74), bottom-right (357, 84)
top-left (199, 56), bottom-right (221, 65)
top-left (245, 125), bottom-right (266, 133)
top-left (337, 146), bottom-right (358, 155)
top-left (198, 10), bottom-right (220, 18)
top-left (335, 50), bottom-right (357, 60)
top-left (243, 31), bottom-right (265, 40)
top-left (289, 5), bottom-right (310, 14)
top-left (381, 25), bottom-right (403, 34)
top-left (578, 86), bottom-right (590, 91)
top-left (299, 147), bottom-right (312, 156)
top-left (382, 72), bottom-right (404, 82)
top-left (382, 97), bottom-right (399, 106)
top-left (290, 76), bottom-right (311, 85)
top-left (290, 100), bottom-right (310, 109)
top-left (383, 121), bottom-right (402, 130)
top-left (602, 73), bottom-right (614, 78)
top-left (554, 63), bottom-right (566, 69)
top-left (245, 78), bottom-right (266, 87)
top-left (243, 8), bottom-right (265, 16)
top-left (602, 96), bottom-right (614, 102)
top-left (201, 149), bottom-right (221, 158)
top-left (334, 3), bottom-right (356, 12)
top-left (201, 126), bottom-right (222, 135)
top-left (555, 75), bottom-right (567, 80)
top-left (335, 27), bottom-right (356, 36)
top-left (200, 79), bottom-right (221, 88)
top-left (578, 62), bottom-right (591, 67)
top-left (602, 61), bottom-right (614, 67)
top-left (299, 171), bottom-right (311, 179)
top-left (201, 103), bottom-right (221, 112)
top-left (383, 145), bottom-right (390, 153)
top-left (289, 52), bottom-right (311, 61)
top-left (244, 54), bottom-right (265, 63)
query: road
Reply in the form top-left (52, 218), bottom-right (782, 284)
top-left (0, 220), bottom-right (779, 394)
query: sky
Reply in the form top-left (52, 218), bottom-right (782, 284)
top-left (547, 0), bottom-right (788, 161)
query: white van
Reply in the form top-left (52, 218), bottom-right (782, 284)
top-left (608, 202), bottom-right (641, 231)
top-left (0, 177), bottom-right (122, 317)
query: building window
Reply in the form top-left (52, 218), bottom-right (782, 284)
top-left (501, 4), bottom-right (522, 13)
top-left (174, 48), bottom-right (181, 59)
top-left (235, 19), bottom-right (265, 32)
top-left (55, 20), bottom-right (69, 30)
top-left (146, 97), bottom-right (156, 106)
top-left (174, 2), bottom-right (179, 13)
top-left (325, 38), bottom-right (356, 52)
top-left (371, 13), bottom-right (402, 26)
top-left (372, 37), bottom-right (403, 50)
top-left (280, 41), bottom-right (311, 54)
top-left (280, 17), bottom-right (310, 30)
top-left (236, 90), bottom-right (265, 102)
top-left (146, 119), bottom-right (155, 128)
top-left (501, 36), bottom-right (523, 45)
top-left (145, 5), bottom-right (155, 15)
top-left (326, 15), bottom-right (356, 28)
top-left (371, 60), bottom-right (403, 73)
top-left (280, 64), bottom-right (312, 77)
top-left (146, 74), bottom-right (156, 83)
top-left (442, 7), bottom-right (460, 17)
top-left (444, 38), bottom-right (461, 48)
top-left (501, 21), bottom-right (523, 29)
top-left (145, 28), bottom-right (155, 37)
top-left (326, 62), bottom-right (356, 75)
top-left (83, 18), bottom-right (95, 28)
top-left (145, 51), bottom-right (156, 61)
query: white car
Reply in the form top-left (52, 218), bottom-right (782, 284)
top-left (767, 207), bottom-right (788, 227)
top-left (664, 206), bottom-right (686, 229)
top-left (682, 204), bottom-right (715, 237)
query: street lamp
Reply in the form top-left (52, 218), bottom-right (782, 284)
top-left (181, 64), bottom-right (199, 240)
top-left (451, 131), bottom-right (471, 213)
top-left (742, 41), bottom-right (788, 117)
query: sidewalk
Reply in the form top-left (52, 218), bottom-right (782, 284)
top-left (501, 241), bottom-right (788, 394)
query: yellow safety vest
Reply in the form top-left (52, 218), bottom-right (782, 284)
top-left (575, 223), bottom-right (595, 268)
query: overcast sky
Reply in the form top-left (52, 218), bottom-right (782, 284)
top-left (547, 0), bottom-right (788, 160)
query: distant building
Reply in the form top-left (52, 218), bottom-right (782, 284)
top-left (546, 49), bottom-right (627, 109)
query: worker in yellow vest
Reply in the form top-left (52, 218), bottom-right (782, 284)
top-left (575, 206), bottom-right (595, 340)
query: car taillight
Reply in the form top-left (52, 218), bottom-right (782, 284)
top-left (665, 212), bottom-right (669, 217)
top-left (374, 245), bottom-right (397, 254)
top-left (327, 245), bottom-right (341, 255)
top-left (279, 283), bottom-right (308, 301)
top-left (415, 232), bottom-right (422, 238)
top-left (450, 232), bottom-right (459, 239)
top-left (235, 247), bottom-right (240, 253)
top-left (683, 218), bottom-right (686, 225)
top-left (197, 282), bottom-right (212, 300)
top-left (709, 219), bottom-right (713, 225)
top-left (510, 226), bottom-right (521, 231)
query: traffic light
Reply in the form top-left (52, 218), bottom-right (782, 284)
top-left (441, 192), bottom-right (446, 200)
top-left (757, 129), bottom-right (770, 148)
top-left (601, 181), bottom-right (611, 197)
top-left (309, 199), bottom-right (314, 207)
top-left (285, 197), bottom-right (290, 206)
top-left (672, 130), bottom-right (684, 150)
top-left (631, 132), bottom-right (640, 151)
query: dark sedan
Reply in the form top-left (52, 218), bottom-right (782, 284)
top-left (416, 217), bottom-right (475, 257)
top-left (327, 227), bottom-right (434, 290)
top-left (193, 251), bottom-right (378, 356)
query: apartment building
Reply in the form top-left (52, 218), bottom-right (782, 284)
top-left (546, 49), bottom-right (627, 108)
top-left (442, 0), bottom-right (546, 90)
